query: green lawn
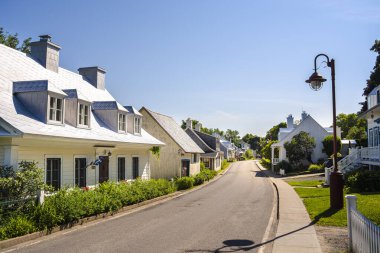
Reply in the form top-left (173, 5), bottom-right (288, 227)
top-left (287, 180), bottom-right (323, 187)
top-left (292, 185), bottom-right (380, 227)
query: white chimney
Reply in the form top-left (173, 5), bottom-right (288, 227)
top-left (287, 114), bottom-right (294, 128)
top-left (186, 118), bottom-right (193, 129)
top-left (78, 67), bottom-right (106, 90)
top-left (195, 122), bottom-right (202, 132)
top-left (30, 35), bottom-right (60, 73)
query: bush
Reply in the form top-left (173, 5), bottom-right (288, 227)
top-left (260, 158), bottom-right (271, 169)
top-left (175, 177), bottom-right (195, 190)
top-left (308, 164), bottom-right (324, 173)
top-left (275, 160), bottom-right (293, 173)
top-left (221, 160), bottom-right (229, 170)
top-left (0, 216), bottom-right (36, 240)
top-left (193, 173), bottom-right (207, 186)
top-left (32, 179), bottom-right (176, 231)
top-left (345, 169), bottom-right (380, 193)
top-left (322, 135), bottom-right (342, 157)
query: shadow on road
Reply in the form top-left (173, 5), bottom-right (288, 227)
top-left (253, 171), bottom-right (267, 177)
top-left (184, 208), bottom-right (339, 252)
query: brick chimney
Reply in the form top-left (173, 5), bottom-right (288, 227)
top-left (30, 35), bottom-right (61, 73)
top-left (78, 67), bottom-right (106, 90)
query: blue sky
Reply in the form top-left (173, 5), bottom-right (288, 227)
top-left (1, 0), bottom-right (379, 136)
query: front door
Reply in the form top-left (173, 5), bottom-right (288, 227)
top-left (181, 160), bottom-right (190, 177)
top-left (99, 156), bottom-right (109, 183)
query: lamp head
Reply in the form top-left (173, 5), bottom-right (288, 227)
top-left (306, 71), bottom-right (326, 91)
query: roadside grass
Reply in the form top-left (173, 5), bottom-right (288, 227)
top-left (287, 180), bottom-right (323, 187)
top-left (292, 185), bottom-right (380, 227)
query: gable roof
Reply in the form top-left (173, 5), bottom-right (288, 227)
top-left (185, 128), bottom-right (215, 153)
top-left (124, 106), bottom-right (143, 116)
top-left (140, 107), bottom-right (204, 153)
top-left (0, 44), bottom-right (162, 145)
top-left (272, 115), bottom-right (330, 147)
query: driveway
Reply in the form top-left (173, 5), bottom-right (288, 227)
top-left (6, 160), bottom-right (274, 253)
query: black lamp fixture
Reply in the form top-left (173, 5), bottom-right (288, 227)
top-left (305, 53), bottom-right (344, 209)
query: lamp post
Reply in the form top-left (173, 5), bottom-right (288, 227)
top-left (305, 54), bottom-right (344, 209)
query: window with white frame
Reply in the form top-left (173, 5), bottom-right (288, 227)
top-left (134, 117), bottom-right (141, 134)
top-left (118, 113), bottom-right (126, 131)
top-left (78, 103), bottom-right (90, 126)
top-left (49, 96), bottom-right (63, 122)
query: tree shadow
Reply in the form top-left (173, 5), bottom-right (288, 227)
top-left (185, 208), bottom-right (340, 252)
top-left (254, 171), bottom-right (267, 177)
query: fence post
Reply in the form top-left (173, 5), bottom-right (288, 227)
top-left (325, 167), bottom-right (330, 185)
top-left (346, 195), bottom-right (357, 253)
top-left (37, 189), bottom-right (45, 205)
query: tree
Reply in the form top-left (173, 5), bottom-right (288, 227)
top-left (243, 149), bottom-right (254, 160)
top-left (261, 140), bottom-right (277, 160)
top-left (225, 129), bottom-right (240, 146)
top-left (0, 27), bottom-right (31, 54)
top-left (284, 131), bottom-right (316, 169)
top-left (322, 135), bottom-right (342, 157)
top-left (265, 122), bottom-right (287, 141)
top-left (336, 113), bottom-right (366, 139)
top-left (360, 40), bottom-right (380, 112)
top-left (346, 126), bottom-right (367, 147)
top-left (242, 133), bottom-right (262, 151)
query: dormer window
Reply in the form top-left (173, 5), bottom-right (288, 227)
top-left (118, 113), bottom-right (126, 132)
top-left (134, 117), bottom-right (141, 134)
top-left (78, 103), bottom-right (90, 127)
top-left (49, 96), bottom-right (64, 123)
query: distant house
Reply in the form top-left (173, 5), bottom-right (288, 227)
top-left (139, 108), bottom-right (204, 178)
top-left (0, 35), bottom-right (163, 189)
top-left (271, 111), bottom-right (339, 170)
top-left (185, 119), bottom-right (224, 171)
top-left (220, 139), bottom-right (236, 161)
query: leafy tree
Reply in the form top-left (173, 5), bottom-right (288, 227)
top-left (261, 140), bottom-right (277, 160)
top-left (336, 113), bottom-right (366, 139)
top-left (243, 149), bottom-right (254, 160)
top-left (181, 119), bottom-right (224, 137)
top-left (242, 133), bottom-right (262, 151)
top-left (225, 129), bottom-right (240, 146)
top-left (284, 131), bottom-right (316, 169)
top-left (0, 27), bottom-right (31, 54)
top-left (265, 122), bottom-right (287, 141)
top-left (360, 40), bottom-right (380, 112)
top-left (346, 126), bottom-right (368, 147)
top-left (322, 135), bottom-right (342, 157)
top-left (181, 119), bottom-right (200, 130)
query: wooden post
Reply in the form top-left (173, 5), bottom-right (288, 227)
top-left (346, 195), bottom-right (357, 252)
top-left (37, 189), bottom-right (45, 205)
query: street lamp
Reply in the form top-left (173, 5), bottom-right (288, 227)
top-left (305, 53), bottom-right (344, 209)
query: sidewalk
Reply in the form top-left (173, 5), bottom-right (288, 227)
top-left (256, 162), bottom-right (322, 253)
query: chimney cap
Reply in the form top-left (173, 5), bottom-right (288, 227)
top-left (39, 35), bottom-right (52, 42)
top-left (78, 66), bottom-right (106, 74)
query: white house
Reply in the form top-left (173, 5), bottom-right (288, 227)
top-left (271, 111), bottom-right (339, 170)
top-left (0, 35), bottom-right (163, 190)
top-left (185, 120), bottom-right (223, 171)
top-left (336, 85), bottom-right (380, 172)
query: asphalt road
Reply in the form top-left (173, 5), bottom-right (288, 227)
top-left (7, 160), bottom-right (274, 253)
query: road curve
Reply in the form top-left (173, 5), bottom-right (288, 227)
top-left (7, 160), bottom-right (274, 253)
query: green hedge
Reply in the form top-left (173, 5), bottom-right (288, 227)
top-left (260, 158), bottom-right (271, 169)
top-left (308, 164), bottom-right (324, 173)
top-left (0, 179), bottom-right (176, 238)
top-left (345, 169), bottom-right (380, 193)
top-left (175, 177), bottom-right (195, 190)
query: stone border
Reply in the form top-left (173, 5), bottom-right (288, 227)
top-left (0, 163), bottom-right (234, 251)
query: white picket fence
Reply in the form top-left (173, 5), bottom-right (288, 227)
top-left (346, 195), bottom-right (380, 253)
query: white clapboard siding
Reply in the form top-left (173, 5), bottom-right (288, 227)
top-left (16, 146), bottom-right (150, 187)
top-left (0, 146), bottom-right (4, 165)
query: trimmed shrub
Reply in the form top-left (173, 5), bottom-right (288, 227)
top-left (308, 164), bottom-right (324, 173)
top-left (175, 177), bottom-right (195, 190)
top-left (275, 160), bottom-right (293, 173)
top-left (193, 173), bottom-right (207, 186)
top-left (0, 216), bottom-right (36, 240)
top-left (345, 169), bottom-right (380, 193)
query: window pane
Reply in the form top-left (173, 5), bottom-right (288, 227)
top-left (47, 158), bottom-right (60, 190)
top-left (56, 99), bottom-right (62, 110)
top-left (118, 157), bottom-right (125, 181)
top-left (56, 109), bottom-right (61, 121)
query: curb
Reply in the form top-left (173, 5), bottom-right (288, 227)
top-left (256, 161), bottom-right (280, 253)
top-left (0, 163), bottom-right (235, 251)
